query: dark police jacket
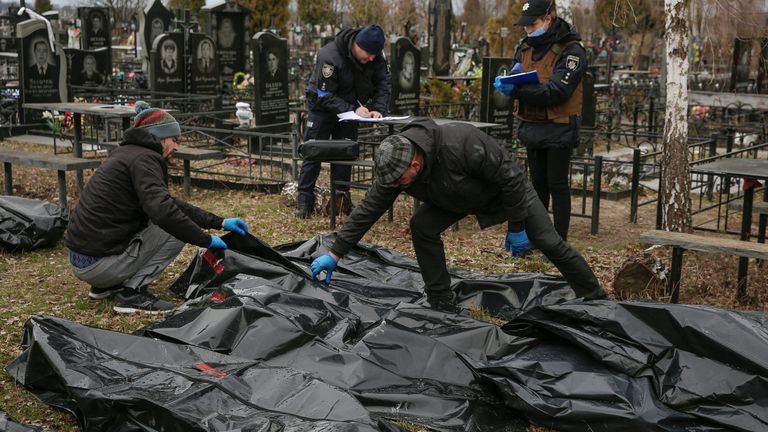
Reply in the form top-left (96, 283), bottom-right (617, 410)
top-left (512, 18), bottom-right (586, 150)
top-left (331, 118), bottom-right (533, 258)
top-left (65, 128), bottom-right (223, 257)
top-left (306, 28), bottom-right (391, 115)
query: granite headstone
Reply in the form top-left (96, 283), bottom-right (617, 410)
top-left (203, 0), bottom-right (250, 92)
top-left (66, 48), bottom-right (109, 87)
top-left (141, 0), bottom-right (174, 61)
top-left (730, 38), bottom-right (752, 92)
top-left (189, 33), bottom-right (219, 95)
top-left (480, 57), bottom-right (513, 142)
top-left (150, 32), bottom-right (184, 93)
top-left (18, 19), bottom-right (67, 121)
top-left (251, 31), bottom-right (288, 126)
top-left (390, 37), bottom-right (421, 115)
top-left (79, 7), bottom-right (110, 71)
top-left (429, 0), bottom-right (452, 77)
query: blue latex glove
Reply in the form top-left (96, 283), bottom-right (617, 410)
top-left (223, 217), bottom-right (249, 236)
top-left (208, 235), bottom-right (228, 250)
top-left (310, 253), bottom-right (338, 284)
top-left (505, 230), bottom-right (530, 257)
top-left (511, 62), bottom-right (522, 73)
top-left (493, 76), bottom-right (515, 96)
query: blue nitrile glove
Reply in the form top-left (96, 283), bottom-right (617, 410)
top-left (511, 62), bottom-right (522, 73)
top-left (493, 76), bottom-right (516, 96)
top-left (310, 253), bottom-right (338, 284)
top-left (223, 217), bottom-right (249, 236)
top-left (208, 235), bottom-right (228, 250)
top-left (505, 230), bottom-right (530, 257)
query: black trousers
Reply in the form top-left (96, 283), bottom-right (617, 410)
top-left (409, 189), bottom-right (600, 299)
top-left (296, 110), bottom-right (358, 205)
top-left (526, 147), bottom-right (572, 242)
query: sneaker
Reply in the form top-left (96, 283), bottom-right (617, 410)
top-left (295, 202), bottom-right (312, 219)
top-left (113, 288), bottom-right (175, 314)
top-left (89, 285), bottom-right (124, 300)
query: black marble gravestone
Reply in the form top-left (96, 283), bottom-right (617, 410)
top-left (189, 33), bottom-right (219, 95)
top-left (18, 19), bottom-right (67, 120)
top-left (79, 7), bottom-right (110, 73)
top-left (730, 38), bottom-right (752, 92)
top-left (141, 0), bottom-right (174, 62)
top-left (581, 71), bottom-right (596, 128)
top-left (203, 0), bottom-right (250, 93)
top-left (150, 32), bottom-right (184, 94)
top-left (251, 31), bottom-right (288, 126)
top-left (390, 37), bottom-right (421, 116)
top-left (758, 37), bottom-right (768, 95)
top-left (429, 0), bottom-right (452, 77)
top-left (480, 57), bottom-right (513, 142)
top-left (66, 48), bottom-right (109, 88)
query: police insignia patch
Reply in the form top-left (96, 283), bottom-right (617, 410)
top-left (321, 63), bottom-right (334, 78)
top-left (566, 55), bottom-right (579, 71)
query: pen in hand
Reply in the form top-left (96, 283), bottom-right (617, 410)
top-left (356, 99), bottom-right (364, 108)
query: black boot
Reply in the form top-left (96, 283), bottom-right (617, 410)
top-left (424, 292), bottom-right (459, 313)
top-left (295, 202), bottom-right (312, 219)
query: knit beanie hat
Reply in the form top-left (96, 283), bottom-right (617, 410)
top-left (133, 100), bottom-right (181, 139)
top-left (375, 134), bottom-right (415, 186)
top-left (355, 24), bottom-right (385, 55)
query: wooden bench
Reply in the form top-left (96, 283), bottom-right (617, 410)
top-left (173, 148), bottom-right (223, 196)
top-left (639, 230), bottom-right (768, 303)
top-left (0, 148), bottom-right (101, 211)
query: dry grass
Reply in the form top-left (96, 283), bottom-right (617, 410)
top-left (0, 140), bottom-right (766, 430)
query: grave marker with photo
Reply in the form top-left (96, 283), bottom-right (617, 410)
top-left (18, 19), bottom-right (67, 121)
top-left (79, 7), bottom-right (110, 73)
top-left (65, 47), bottom-right (110, 88)
top-left (390, 37), bottom-right (421, 115)
top-left (189, 33), bottom-right (219, 95)
top-left (251, 31), bottom-right (288, 127)
top-left (150, 32), bottom-right (184, 94)
top-left (140, 0), bottom-right (174, 62)
top-left (203, 1), bottom-right (250, 93)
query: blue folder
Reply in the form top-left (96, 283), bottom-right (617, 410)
top-left (497, 70), bottom-right (539, 85)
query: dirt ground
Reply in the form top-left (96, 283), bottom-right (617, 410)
top-left (0, 140), bottom-right (767, 430)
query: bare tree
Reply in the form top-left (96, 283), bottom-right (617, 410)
top-left (555, 0), bottom-right (573, 23)
top-left (92, 0), bottom-right (146, 26)
top-left (660, 0), bottom-right (691, 231)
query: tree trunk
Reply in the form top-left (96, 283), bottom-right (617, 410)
top-left (661, 0), bottom-right (691, 232)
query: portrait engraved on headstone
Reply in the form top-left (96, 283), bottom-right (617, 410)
top-left (390, 37), bottom-right (421, 115)
top-left (203, 1), bottom-right (250, 92)
top-left (66, 48), bottom-right (109, 87)
top-left (18, 19), bottom-right (67, 121)
top-left (140, 0), bottom-right (174, 64)
top-left (189, 33), bottom-right (219, 95)
top-left (150, 32), bottom-right (184, 93)
top-left (251, 31), bottom-right (288, 126)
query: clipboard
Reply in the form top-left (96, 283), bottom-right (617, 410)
top-left (497, 70), bottom-right (539, 85)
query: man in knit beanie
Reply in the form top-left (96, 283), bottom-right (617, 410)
top-left (294, 24), bottom-right (391, 219)
top-left (65, 101), bottom-right (250, 314)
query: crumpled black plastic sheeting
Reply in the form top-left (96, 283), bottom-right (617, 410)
top-left (6, 315), bottom-right (381, 432)
top-left (0, 196), bottom-right (66, 251)
top-left (0, 411), bottom-right (44, 432)
top-left (9, 234), bottom-right (768, 432)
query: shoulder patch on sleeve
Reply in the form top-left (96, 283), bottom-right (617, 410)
top-left (321, 63), bottom-right (334, 78)
top-left (565, 55), bottom-right (580, 71)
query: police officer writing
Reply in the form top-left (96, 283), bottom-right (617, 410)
top-left (309, 119), bottom-right (605, 312)
top-left (295, 24), bottom-right (391, 219)
top-left (495, 0), bottom-right (586, 242)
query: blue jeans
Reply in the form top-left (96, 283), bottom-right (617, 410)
top-left (296, 110), bottom-right (358, 206)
